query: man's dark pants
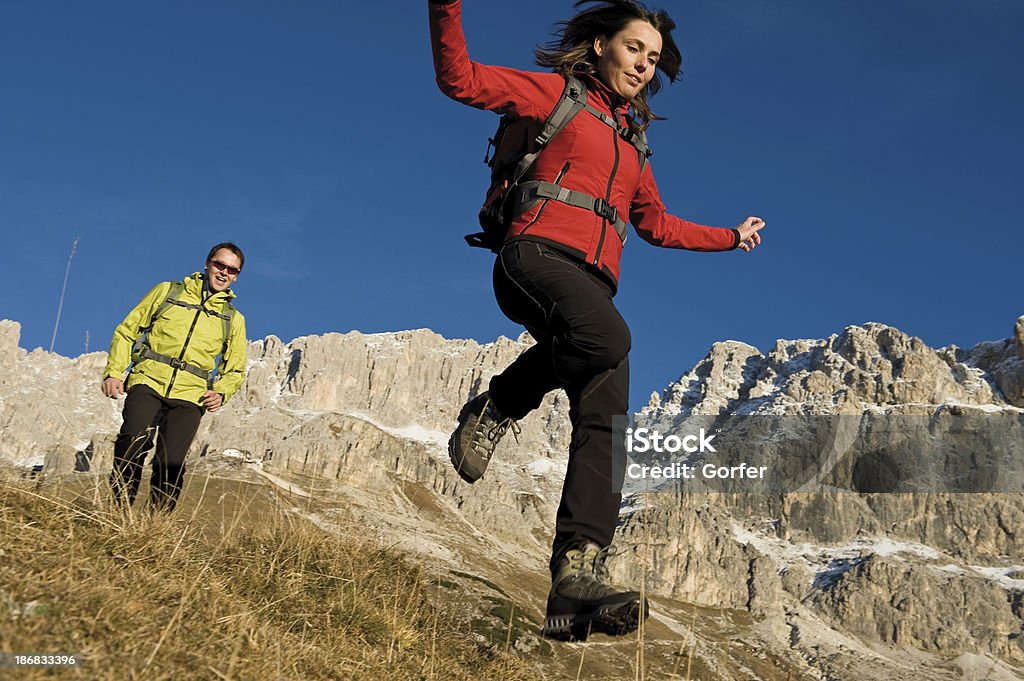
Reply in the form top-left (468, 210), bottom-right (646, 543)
top-left (110, 384), bottom-right (203, 511)
top-left (489, 239), bottom-right (629, 574)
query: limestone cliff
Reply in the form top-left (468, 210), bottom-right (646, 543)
top-left (619, 319), bottom-right (1024, 669)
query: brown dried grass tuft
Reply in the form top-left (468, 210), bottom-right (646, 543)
top-left (0, 471), bottom-right (538, 680)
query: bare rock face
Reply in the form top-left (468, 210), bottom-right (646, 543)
top-left (200, 329), bottom-right (572, 490)
top-left (196, 329), bottom-right (574, 546)
top-left (809, 555), bottom-right (1024, 664)
top-left (0, 320), bottom-right (26, 370)
top-left (644, 322), bottom-right (1004, 418)
top-left (0, 319), bottom-right (114, 470)
top-left (963, 315), bottom-right (1024, 407)
top-left (222, 329), bottom-right (570, 454)
top-left (624, 319), bottom-right (1024, 669)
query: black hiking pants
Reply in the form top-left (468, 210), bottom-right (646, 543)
top-left (110, 384), bottom-right (203, 512)
top-left (489, 240), bottom-right (629, 574)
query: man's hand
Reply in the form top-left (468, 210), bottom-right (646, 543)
top-left (202, 391), bottom-right (224, 412)
top-left (101, 377), bottom-right (125, 398)
top-left (735, 216), bottom-right (765, 252)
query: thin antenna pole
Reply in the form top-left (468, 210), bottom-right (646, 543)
top-left (84, 330), bottom-right (90, 354)
top-left (50, 236), bottom-right (79, 353)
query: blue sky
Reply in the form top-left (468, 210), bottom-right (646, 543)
top-left (1, 1), bottom-right (1021, 410)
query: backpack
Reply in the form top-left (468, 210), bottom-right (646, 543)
top-left (130, 281), bottom-right (237, 388)
top-left (467, 73), bottom-right (653, 253)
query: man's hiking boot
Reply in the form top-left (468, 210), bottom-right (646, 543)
top-left (448, 392), bottom-right (520, 483)
top-left (542, 540), bottom-right (648, 641)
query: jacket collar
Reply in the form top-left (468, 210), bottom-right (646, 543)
top-left (580, 72), bottom-right (632, 116)
top-left (186, 271), bottom-right (235, 302)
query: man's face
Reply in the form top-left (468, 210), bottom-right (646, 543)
top-left (205, 248), bottom-right (242, 293)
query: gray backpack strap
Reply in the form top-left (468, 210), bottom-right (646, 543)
top-left (534, 74), bottom-right (588, 147)
top-left (150, 281), bottom-right (183, 328)
top-left (220, 304), bottom-right (234, 357)
top-left (135, 347), bottom-right (212, 382)
top-left (624, 124), bottom-right (652, 172)
top-left (582, 102), bottom-right (652, 171)
top-left (516, 181), bottom-right (629, 245)
top-left (132, 281), bottom-right (182, 354)
top-left (210, 303), bottom-right (236, 388)
top-left (511, 74), bottom-right (588, 185)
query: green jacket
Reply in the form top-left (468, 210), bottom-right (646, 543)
top-left (104, 272), bottom-right (247, 405)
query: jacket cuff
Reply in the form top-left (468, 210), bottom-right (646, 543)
top-left (730, 228), bottom-right (742, 249)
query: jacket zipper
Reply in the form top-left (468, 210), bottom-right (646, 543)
top-left (165, 306), bottom-right (206, 397)
top-left (594, 121), bottom-right (620, 266)
top-left (520, 162), bottom-right (571, 236)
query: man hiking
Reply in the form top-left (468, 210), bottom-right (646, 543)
top-left (101, 243), bottom-right (248, 512)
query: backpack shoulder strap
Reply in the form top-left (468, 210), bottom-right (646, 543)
top-left (142, 281), bottom-right (183, 333)
top-left (511, 74), bottom-right (588, 184)
top-left (580, 102), bottom-right (653, 171)
top-left (132, 281), bottom-right (183, 357)
top-left (221, 303), bottom-right (236, 353)
top-left (534, 74), bottom-right (588, 148)
top-left (623, 117), bottom-right (652, 172)
top-left (213, 303), bottom-right (238, 384)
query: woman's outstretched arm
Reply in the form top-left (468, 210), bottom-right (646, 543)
top-left (429, 0), bottom-right (562, 118)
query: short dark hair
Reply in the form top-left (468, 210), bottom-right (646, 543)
top-left (206, 242), bottom-right (245, 271)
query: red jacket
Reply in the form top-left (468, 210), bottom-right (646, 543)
top-left (430, 0), bottom-right (739, 287)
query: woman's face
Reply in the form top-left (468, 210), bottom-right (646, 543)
top-left (594, 19), bottom-right (663, 99)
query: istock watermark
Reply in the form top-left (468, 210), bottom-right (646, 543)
top-left (625, 426), bottom-right (717, 454)
top-left (611, 410), bottom-right (1024, 495)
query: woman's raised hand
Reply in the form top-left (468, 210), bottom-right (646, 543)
top-left (735, 216), bottom-right (765, 252)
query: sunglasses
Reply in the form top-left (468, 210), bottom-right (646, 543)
top-left (209, 259), bottom-right (241, 276)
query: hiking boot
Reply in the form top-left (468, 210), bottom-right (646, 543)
top-left (448, 392), bottom-right (520, 483)
top-left (542, 540), bottom-right (648, 641)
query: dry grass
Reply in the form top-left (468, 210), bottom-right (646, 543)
top-left (0, 471), bottom-right (540, 680)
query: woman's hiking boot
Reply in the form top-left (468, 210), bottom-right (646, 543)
top-left (542, 540), bottom-right (648, 641)
top-left (448, 392), bottom-right (520, 483)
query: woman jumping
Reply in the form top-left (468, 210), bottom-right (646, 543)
top-left (430, 0), bottom-right (764, 640)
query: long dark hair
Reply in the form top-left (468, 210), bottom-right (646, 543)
top-left (535, 0), bottom-right (682, 129)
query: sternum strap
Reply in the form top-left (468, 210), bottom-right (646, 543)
top-left (136, 347), bottom-right (212, 381)
top-left (515, 180), bottom-right (628, 245)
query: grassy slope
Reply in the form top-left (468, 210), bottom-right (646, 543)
top-left (0, 471), bottom-right (539, 681)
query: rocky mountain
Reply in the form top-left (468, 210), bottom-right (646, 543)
top-left (617, 321), bottom-right (1024, 676)
top-left (1, 316), bottom-right (1022, 680)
